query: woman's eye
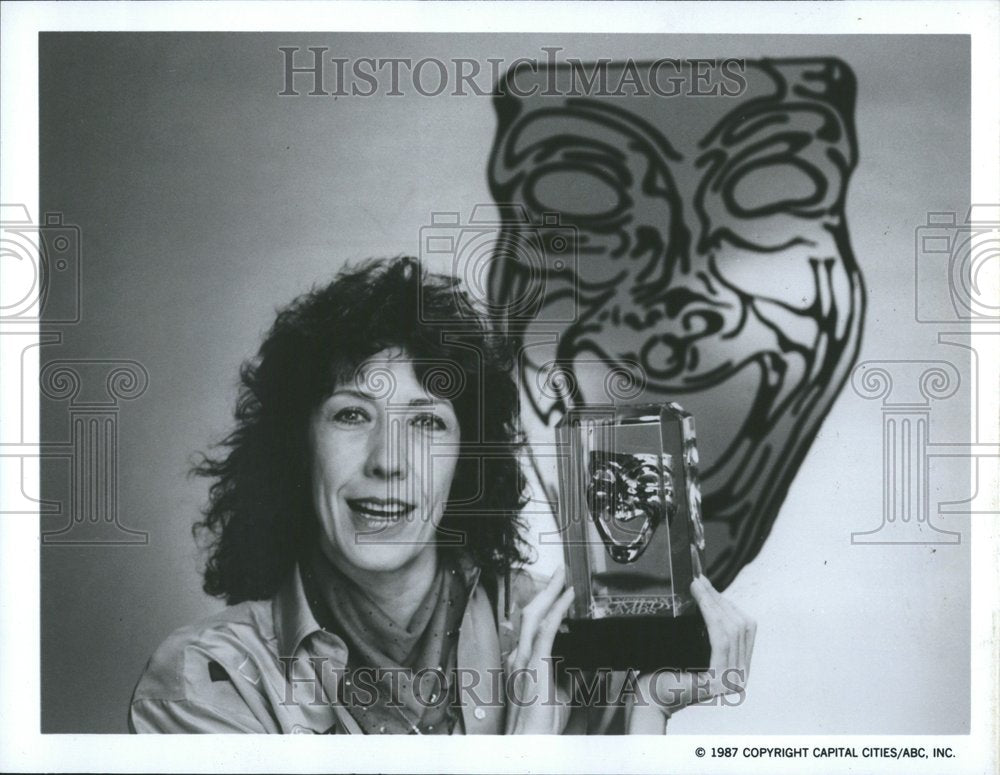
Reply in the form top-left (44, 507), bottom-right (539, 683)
top-left (332, 407), bottom-right (371, 425)
top-left (411, 413), bottom-right (447, 432)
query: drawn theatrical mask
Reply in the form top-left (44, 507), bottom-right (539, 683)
top-left (487, 58), bottom-right (864, 587)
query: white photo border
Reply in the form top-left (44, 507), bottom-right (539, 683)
top-left (1, 2), bottom-right (997, 773)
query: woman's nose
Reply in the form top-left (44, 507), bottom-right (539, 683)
top-left (363, 419), bottom-right (408, 480)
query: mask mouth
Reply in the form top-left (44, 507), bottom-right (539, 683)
top-left (585, 452), bottom-right (675, 563)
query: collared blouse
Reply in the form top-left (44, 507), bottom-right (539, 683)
top-left (129, 560), bottom-right (627, 734)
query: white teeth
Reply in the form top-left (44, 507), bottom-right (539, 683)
top-left (351, 500), bottom-right (410, 518)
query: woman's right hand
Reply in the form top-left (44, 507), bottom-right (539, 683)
top-left (625, 574), bottom-right (756, 733)
top-left (504, 566), bottom-right (575, 734)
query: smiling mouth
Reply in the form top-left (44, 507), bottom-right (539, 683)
top-left (346, 498), bottom-right (416, 522)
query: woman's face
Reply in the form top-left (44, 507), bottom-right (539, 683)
top-left (309, 348), bottom-right (461, 575)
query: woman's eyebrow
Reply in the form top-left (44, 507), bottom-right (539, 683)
top-left (330, 390), bottom-right (444, 408)
top-left (329, 388), bottom-right (376, 401)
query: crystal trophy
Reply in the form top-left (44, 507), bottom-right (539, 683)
top-left (552, 403), bottom-right (711, 671)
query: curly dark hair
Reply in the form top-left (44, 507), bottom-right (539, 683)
top-left (193, 256), bottom-right (530, 604)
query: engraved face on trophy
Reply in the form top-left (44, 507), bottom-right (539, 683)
top-left (585, 451), bottom-right (675, 563)
top-left (557, 403), bottom-right (703, 621)
top-left (553, 402), bottom-right (713, 670)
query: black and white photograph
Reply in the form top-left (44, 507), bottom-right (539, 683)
top-left (1, 1), bottom-right (998, 773)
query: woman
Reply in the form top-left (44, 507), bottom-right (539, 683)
top-left (129, 256), bottom-right (755, 734)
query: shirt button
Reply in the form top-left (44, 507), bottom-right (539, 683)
top-left (473, 707), bottom-right (486, 720)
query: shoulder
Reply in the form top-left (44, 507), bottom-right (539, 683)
top-left (131, 600), bottom-right (272, 705)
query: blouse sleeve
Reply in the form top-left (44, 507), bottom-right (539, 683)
top-left (129, 696), bottom-right (266, 734)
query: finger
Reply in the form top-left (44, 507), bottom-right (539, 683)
top-left (709, 585), bottom-right (750, 669)
top-left (710, 588), bottom-right (755, 683)
top-left (722, 609), bottom-right (753, 681)
top-left (510, 638), bottom-right (529, 675)
top-left (745, 618), bottom-right (757, 679)
top-left (504, 646), bottom-right (520, 673)
top-left (515, 566), bottom-right (566, 669)
top-left (697, 577), bottom-right (745, 677)
top-left (690, 576), bottom-right (730, 672)
top-left (526, 587), bottom-right (574, 711)
top-left (731, 616), bottom-right (745, 675)
top-left (533, 586), bottom-right (575, 665)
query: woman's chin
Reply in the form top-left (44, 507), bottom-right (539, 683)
top-left (327, 532), bottom-right (435, 575)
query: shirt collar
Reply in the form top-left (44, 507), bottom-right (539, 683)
top-left (272, 560), bottom-right (320, 658)
top-left (272, 552), bottom-right (484, 659)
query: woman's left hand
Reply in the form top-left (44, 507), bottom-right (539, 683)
top-left (626, 575), bottom-right (757, 733)
top-left (504, 566), bottom-right (576, 734)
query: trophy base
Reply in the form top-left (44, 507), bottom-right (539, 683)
top-left (552, 613), bottom-right (712, 673)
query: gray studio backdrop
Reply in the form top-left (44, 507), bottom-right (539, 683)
top-left (38, 33), bottom-right (970, 733)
